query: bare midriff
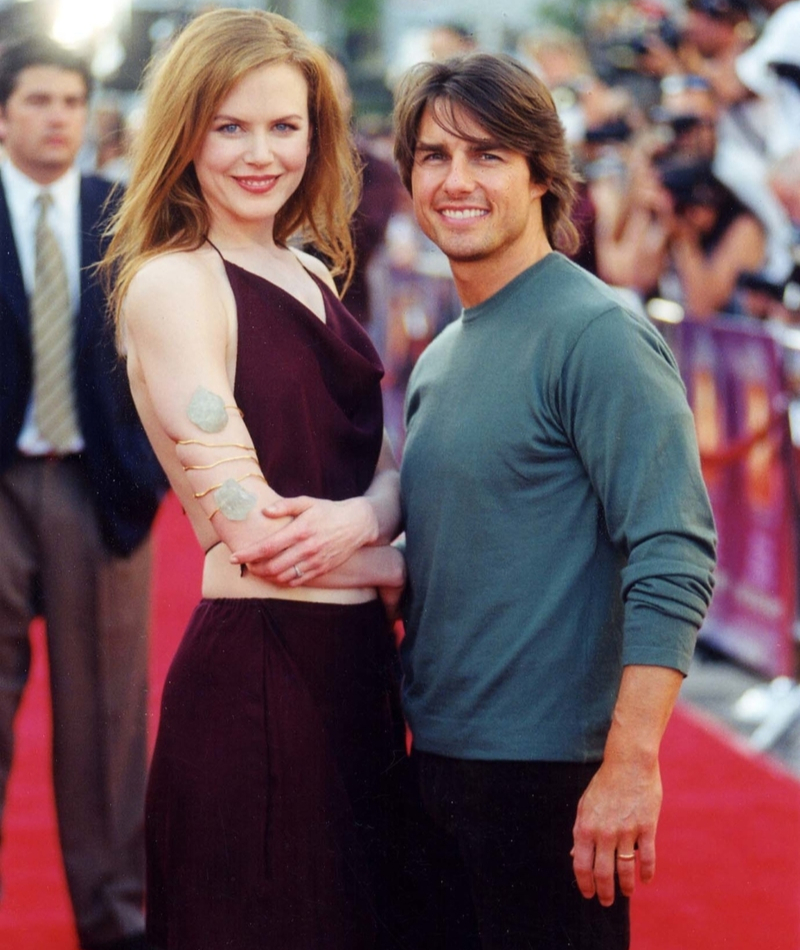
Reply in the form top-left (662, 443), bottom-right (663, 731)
top-left (202, 541), bottom-right (377, 603)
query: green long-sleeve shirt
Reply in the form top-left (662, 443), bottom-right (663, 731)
top-left (400, 253), bottom-right (717, 762)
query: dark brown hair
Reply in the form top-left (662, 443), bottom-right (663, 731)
top-left (0, 36), bottom-right (92, 106)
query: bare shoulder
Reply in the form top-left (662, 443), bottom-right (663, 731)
top-left (126, 248), bottom-right (218, 306)
top-left (720, 213), bottom-right (766, 260)
top-left (289, 245), bottom-right (338, 295)
top-left (123, 247), bottom-right (231, 330)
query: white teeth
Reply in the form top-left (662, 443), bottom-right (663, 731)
top-left (442, 208), bottom-right (486, 219)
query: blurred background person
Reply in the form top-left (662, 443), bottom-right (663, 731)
top-left (592, 73), bottom-right (765, 318)
top-left (740, 146), bottom-right (800, 323)
top-left (91, 99), bottom-right (133, 183)
top-left (671, 0), bottom-right (800, 282)
top-left (518, 27), bottom-right (642, 275)
top-left (325, 55), bottom-right (402, 326)
top-left (386, 20), bottom-right (476, 90)
top-left (0, 35), bottom-right (166, 950)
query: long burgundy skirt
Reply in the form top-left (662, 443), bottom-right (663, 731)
top-left (145, 597), bottom-right (407, 950)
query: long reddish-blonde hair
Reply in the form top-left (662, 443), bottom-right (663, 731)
top-left (103, 8), bottom-right (360, 334)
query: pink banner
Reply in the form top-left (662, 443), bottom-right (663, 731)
top-left (662, 318), bottom-right (797, 678)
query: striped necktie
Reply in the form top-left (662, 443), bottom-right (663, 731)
top-left (30, 191), bottom-right (80, 451)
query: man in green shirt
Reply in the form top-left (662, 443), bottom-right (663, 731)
top-left (394, 53), bottom-right (717, 949)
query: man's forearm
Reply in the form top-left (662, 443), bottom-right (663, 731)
top-left (363, 468), bottom-right (402, 544)
top-left (572, 663), bottom-right (685, 906)
top-left (604, 664), bottom-right (684, 767)
top-left (305, 543), bottom-right (405, 591)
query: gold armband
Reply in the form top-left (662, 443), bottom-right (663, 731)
top-left (194, 471), bottom-right (266, 501)
top-left (183, 453), bottom-right (258, 472)
top-left (176, 439), bottom-right (255, 450)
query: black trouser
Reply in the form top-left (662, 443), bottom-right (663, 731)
top-left (414, 751), bottom-right (630, 950)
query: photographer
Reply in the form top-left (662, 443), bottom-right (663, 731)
top-left (594, 74), bottom-right (765, 318)
top-left (740, 147), bottom-right (800, 323)
top-left (659, 153), bottom-right (765, 317)
top-left (625, 0), bottom-right (753, 94)
top-left (673, 0), bottom-right (800, 280)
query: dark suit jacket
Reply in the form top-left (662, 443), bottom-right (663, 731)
top-left (0, 173), bottom-right (167, 556)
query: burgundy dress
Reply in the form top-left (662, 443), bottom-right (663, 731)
top-left (145, 258), bottom-right (406, 950)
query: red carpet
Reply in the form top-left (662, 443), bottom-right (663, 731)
top-left (632, 711), bottom-right (800, 949)
top-left (0, 494), bottom-right (200, 950)
top-left (0, 491), bottom-right (798, 949)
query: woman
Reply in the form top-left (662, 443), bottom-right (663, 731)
top-left (103, 10), bottom-right (408, 949)
top-left (593, 77), bottom-right (765, 319)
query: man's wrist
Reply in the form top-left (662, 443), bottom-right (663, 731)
top-left (602, 728), bottom-right (661, 771)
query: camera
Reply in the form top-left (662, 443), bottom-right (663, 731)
top-left (597, 15), bottom-right (682, 74)
top-left (584, 117), bottom-right (634, 145)
top-left (771, 62), bottom-right (800, 92)
top-left (653, 156), bottom-right (720, 210)
top-left (738, 266), bottom-right (800, 313)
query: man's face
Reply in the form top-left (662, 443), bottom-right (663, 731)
top-left (410, 104), bottom-right (547, 271)
top-left (0, 65), bottom-right (88, 184)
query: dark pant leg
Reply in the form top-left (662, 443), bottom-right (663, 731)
top-left (0, 460), bottom-right (38, 852)
top-left (391, 752), bottom-right (482, 950)
top-left (415, 752), bottom-right (630, 950)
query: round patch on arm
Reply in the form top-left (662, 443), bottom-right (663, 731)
top-left (214, 478), bottom-right (257, 521)
top-left (187, 386), bottom-right (229, 433)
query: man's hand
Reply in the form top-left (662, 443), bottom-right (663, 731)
top-left (230, 495), bottom-right (378, 584)
top-left (571, 754), bottom-right (662, 906)
top-left (571, 664), bottom-right (683, 906)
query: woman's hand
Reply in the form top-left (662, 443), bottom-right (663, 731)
top-left (230, 495), bottom-right (379, 584)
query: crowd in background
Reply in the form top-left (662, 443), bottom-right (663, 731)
top-left (379, 0), bottom-right (800, 330)
top-left (35, 0), bottom-right (800, 397)
top-left (519, 0), bottom-right (800, 329)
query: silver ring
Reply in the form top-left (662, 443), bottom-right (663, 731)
top-left (293, 564), bottom-right (303, 579)
top-left (617, 852), bottom-right (636, 861)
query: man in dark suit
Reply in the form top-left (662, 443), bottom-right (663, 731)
top-left (0, 37), bottom-right (166, 950)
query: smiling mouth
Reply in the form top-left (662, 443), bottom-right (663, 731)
top-left (235, 176), bottom-right (278, 191)
top-left (440, 208), bottom-right (488, 220)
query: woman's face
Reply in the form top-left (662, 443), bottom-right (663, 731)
top-left (194, 62), bottom-right (311, 235)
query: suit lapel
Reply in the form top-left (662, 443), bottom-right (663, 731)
top-left (76, 176), bottom-right (105, 354)
top-left (0, 178), bottom-right (31, 331)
